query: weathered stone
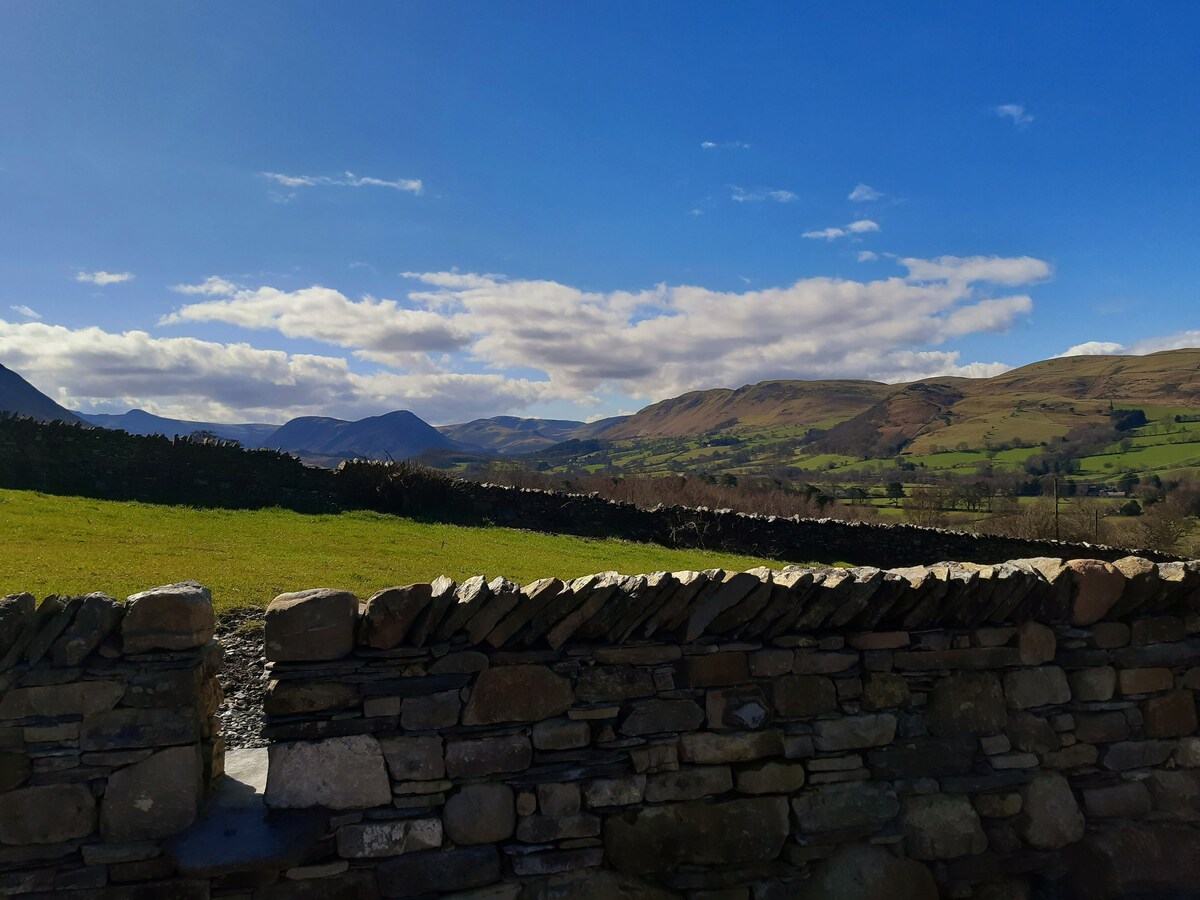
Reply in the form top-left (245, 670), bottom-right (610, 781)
top-left (1118, 666), bottom-right (1174, 694)
top-left (1074, 712), bottom-right (1129, 744)
top-left (81, 706), bottom-right (200, 750)
top-left (1082, 782), bottom-right (1152, 818)
top-left (265, 588), bottom-right (358, 662)
top-left (445, 734), bottom-right (531, 778)
top-left (1145, 770), bottom-right (1200, 821)
top-left (517, 813), bottom-right (600, 842)
top-left (123, 666), bottom-right (202, 709)
top-left (359, 584), bottom-right (432, 649)
top-left (1004, 666), bottom-right (1070, 709)
top-left (427, 650), bottom-right (488, 675)
top-left (1018, 622), bottom-right (1056, 665)
top-left (122, 581), bottom-right (215, 654)
top-left (1102, 739), bottom-right (1175, 771)
top-left (0, 593), bottom-right (34, 659)
top-left (974, 792), bottom-right (1022, 818)
top-left (1041, 743), bottom-right (1099, 770)
top-left (706, 686), bottom-right (771, 730)
top-left (576, 665), bottom-right (655, 702)
top-left (1132, 615), bottom-right (1185, 645)
top-left (791, 781), bottom-right (899, 833)
top-left (749, 648), bottom-right (794, 677)
top-left (102, 745), bottom-right (201, 841)
top-left (0, 751), bottom-right (31, 792)
top-left (620, 698), bottom-right (704, 736)
top-left (861, 672), bottom-right (910, 711)
top-left (893, 647), bottom-right (1021, 670)
top-left (1143, 690), bottom-right (1197, 738)
top-left (401, 690), bottom-right (461, 729)
top-left (0, 783), bottom-right (95, 844)
top-left (814, 714), bottom-right (897, 752)
top-left (511, 847), bottom-right (603, 877)
top-left (536, 782), bottom-right (580, 816)
top-left (928, 671), bottom-right (1006, 737)
top-left (584, 774), bottom-right (646, 808)
top-left (1061, 821), bottom-right (1200, 900)
top-left (1069, 666), bottom-right (1116, 702)
top-left (683, 651), bottom-right (750, 687)
top-left (866, 737), bottom-right (974, 779)
top-left (631, 742), bottom-right (679, 774)
top-left (50, 593), bottom-right (123, 666)
top-left (605, 796), bottom-right (788, 874)
top-left (1015, 772), bottom-right (1084, 849)
top-left (735, 759), bottom-right (806, 794)
top-left (679, 729), bottom-right (782, 764)
top-left (532, 717), bottom-right (590, 750)
top-left (443, 784), bottom-right (514, 845)
top-left (902, 793), bottom-right (987, 860)
top-left (264, 680), bottom-right (359, 716)
top-left (380, 735), bottom-right (443, 781)
top-left (1176, 736), bottom-right (1200, 767)
top-left (336, 817), bottom-right (442, 858)
top-left (545, 572), bottom-right (621, 649)
top-left (466, 578), bottom-right (522, 645)
top-left (793, 650), bottom-right (858, 674)
top-left (462, 664), bottom-right (572, 725)
top-left (645, 765), bottom-right (732, 802)
top-left (266, 734), bottom-right (390, 809)
top-left (794, 843), bottom-right (937, 900)
top-left (1068, 560), bottom-right (1126, 626)
top-left (772, 674), bottom-right (837, 718)
top-left (684, 572), bottom-right (761, 641)
top-left (1092, 621), bottom-right (1131, 648)
top-left (0, 678), bottom-right (124, 719)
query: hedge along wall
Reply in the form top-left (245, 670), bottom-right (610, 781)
top-left (0, 582), bottom-right (224, 896)
top-left (258, 556), bottom-right (1200, 900)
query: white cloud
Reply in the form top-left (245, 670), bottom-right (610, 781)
top-left (75, 271), bottom-right (134, 285)
top-left (802, 227), bottom-right (846, 241)
top-left (162, 285), bottom-right (470, 366)
top-left (1058, 331), bottom-right (1200, 358)
top-left (730, 185), bottom-right (796, 203)
top-left (847, 219), bottom-right (879, 234)
top-left (994, 103), bottom-right (1034, 127)
top-left (803, 219), bottom-right (879, 241)
top-left (261, 171), bottom-right (423, 195)
top-left (848, 183), bottom-right (882, 202)
top-left (900, 255), bottom-right (1051, 286)
top-left (171, 276), bottom-right (239, 296)
top-left (8, 305), bottom-right (40, 320)
top-left (701, 140), bottom-right (750, 150)
top-left (857, 251), bottom-right (879, 262)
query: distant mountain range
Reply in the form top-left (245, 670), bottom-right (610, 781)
top-left (4, 348), bottom-right (1200, 471)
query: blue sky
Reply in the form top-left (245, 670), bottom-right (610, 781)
top-left (1, 2), bottom-right (1197, 425)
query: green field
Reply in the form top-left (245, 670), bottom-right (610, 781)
top-left (0, 489), bottom-right (797, 611)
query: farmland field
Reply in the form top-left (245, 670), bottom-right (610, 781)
top-left (0, 489), bottom-right (800, 611)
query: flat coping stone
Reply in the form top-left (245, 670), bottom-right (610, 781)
top-left (167, 748), bottom-right (327, 877)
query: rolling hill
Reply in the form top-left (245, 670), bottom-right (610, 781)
top-left (0, 363), bottom-right (81, 424)
top-left (78, 409), bottom-right (279, 446)
top-left (266, 410), bottom-right (457, 461)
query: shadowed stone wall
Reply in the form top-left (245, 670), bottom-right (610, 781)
top-left (0, 581), bottom-right (223, 896)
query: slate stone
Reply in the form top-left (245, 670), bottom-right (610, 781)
top-left (620, 698), bottom-right (704, 736)
top-left (81, 706), bottom-right (200, 750)
top-left (545, 573), bottom-right (621, 649)
top-left (1017, 621), bottom-right (1056, 665)
top-left (0, 783), bottom-right (95, 844)
top-left (867, 737), bottom-right (974, 779)
top-left (794, 843), bottom-right (938, 900)
top-left (583, 774), bottom-right (646, 808)
top-left (644, 765), bottom-right (732, 802)
top-left (264, 588), bottom-right (358, 662)
top-left (264, 680), bottom-right (359, 716)
top-left (484, 577), bottom-right (564, 648)
top-left (791, 781), bottom-right (899, 834)
top-left (576, 665), bottom-right (656, 702)
top-left (532, 717), bottom-right (591, 750)
top-left (813, 714), bottom-right (897, 752)
top-left (466, 577), bottom-right (523, 645)
top-left (861, 672), bottom-right (911, 711)
top-left (122, 581), bottom-right (215, 654)
top-left (1069, 666), bottom-right (1116, 702)
top-left (123, 665), bottom-right (203, 708)
top-left (445, 734), bottom-right (531, 778)
top-left (1068, 560), bottom-right (1125, 626)
top-left (258, 869), bottom-right (381, 900)
top-left (461, 664), bottom-right (572, 725)
top-left (379, 735), bottom-right (443, 782)
top-left (1083, 782), bottom-right (1152, 818)
top-left (1004, 666), bottom-right (1071, 709)
top-left (376, 846), bottom-right (501, 898)
top-left (706, 685), bottom-right (771, 730)
top-left (1073, 711), bottom-right (1129, 744)
top-left (773, 675), bottom-right (838, 718)
top-left (927, 671), bottom-right (1006, 736)
top-left (516, 812), bottom-right (600, 842)
top-left (49, 593), bottom-right (123, 666)
top-left (0, 595), bottom-right (62, 672)
top-left (1102, 739), bottom-right (1174, 771)
top-left (605, 796), bottom-right (788, 874)
top-left (335, 816), bottom-right (442, 858)
top-left (0, 678), bottom-right (124, 719)
top-left (0, 593), bottom-right (35, 659)
top-left (1145, 770), bottom-right (1200, 822)
top-left (901, 794), bottom-right (987, 860)
top-left (734, 759), bottom-right (806, 794)
top-left (401, 690), bottom-right (461, 729)
top-left (359, 584), bottom-right (433, 649)
top-left (265, 734), bottom-right (391, 809)
top-left (1059, 821), bottom-right (1200, 900)
top-left (1015, 772), bottom-right (1084, 849)
top-left (440, 783), bottom-right (515, 846)
top-left (102, 745), bottom-right (202, 841)
top-left (1142, 689), bottom-right (1198, 738)
top-left (1005, 712), bottom-right (1059, 754)
top-left (679, 729), bottom-right (782, 764)
top-left (0, 751), bottom-right (31, 792)
top-left (684, 572), bottom-right (761, 641)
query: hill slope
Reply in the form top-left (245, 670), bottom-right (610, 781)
top-left (79, 409), bottom-right (278, 446)
top-left (267, 410), bottom-right (457, 460)
top-left (0, 364), bottom-right (81, 424)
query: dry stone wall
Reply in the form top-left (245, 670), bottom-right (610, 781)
top-left (257, 557), bottom-right (1200, 899)
top-left (0, 581), bottom-right (223, 896)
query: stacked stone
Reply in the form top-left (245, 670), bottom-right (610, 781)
top-left (257, 557), bottom-right (1200, 899)
top-left (0, 581), bottom-right (223, 896)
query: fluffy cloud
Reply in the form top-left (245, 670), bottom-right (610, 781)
top-left (1058, 331), bottom-right (1200, 358)
top-left (261, 171), bottom-right (423, 194)
top-left (848, 183), bottom-right (882, 202)
top-left (730, 185), bottom-right (797, 203)
top-left (857, 251), bottom-right (879, 262)
top-left (0, 318), bottom-right (551, 424)
top-left (901, 255), bottom-right (1050, 285)
top-left (76, 271), bottom-right (134, 285)
top-left (172, 276), bottom-right (239, 296)
top-left (161, 283), bottom-right (470, 366)
top-left (803, 219), bottom-right (879, 241)
top-left (994, 104), bottom-right (1034, 127)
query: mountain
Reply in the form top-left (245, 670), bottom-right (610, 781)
top-left (78, 409), bottom-right (279, 446)
top-left (0, 363), bottom-right (82, 424)
top-left (266, 410), bottom-right (457, 461)
top-left (435, 415), bottom-right (628, 454)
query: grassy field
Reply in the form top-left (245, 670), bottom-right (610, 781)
top-left (0, 489), bottom-right (799, 611)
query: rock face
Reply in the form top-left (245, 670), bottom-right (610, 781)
top-left (264, 588), bottom-right (358, 662)
top-left (461, 664), bottom-right (573, 725)
top-left (1016, 772), bottom-right (1085, 849)
top-left (605, 797), bottom-right (789, 874)
top-left (0, 784), bottom-right (96, 845)
top-left (122, 581), bottom-right (215, 653)
top-left (102, 745), bottom-right (203, 841)
top-left (265, 735), bottom-right (391, 809)
top-left (796, 844), bottom-right (939, 900)
top-left (901, 794), bottom-right (987, 859)
top-left (927, 672), bottom-right (1006, 736)
top-left (443, 783), bottom-right (515, 845)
